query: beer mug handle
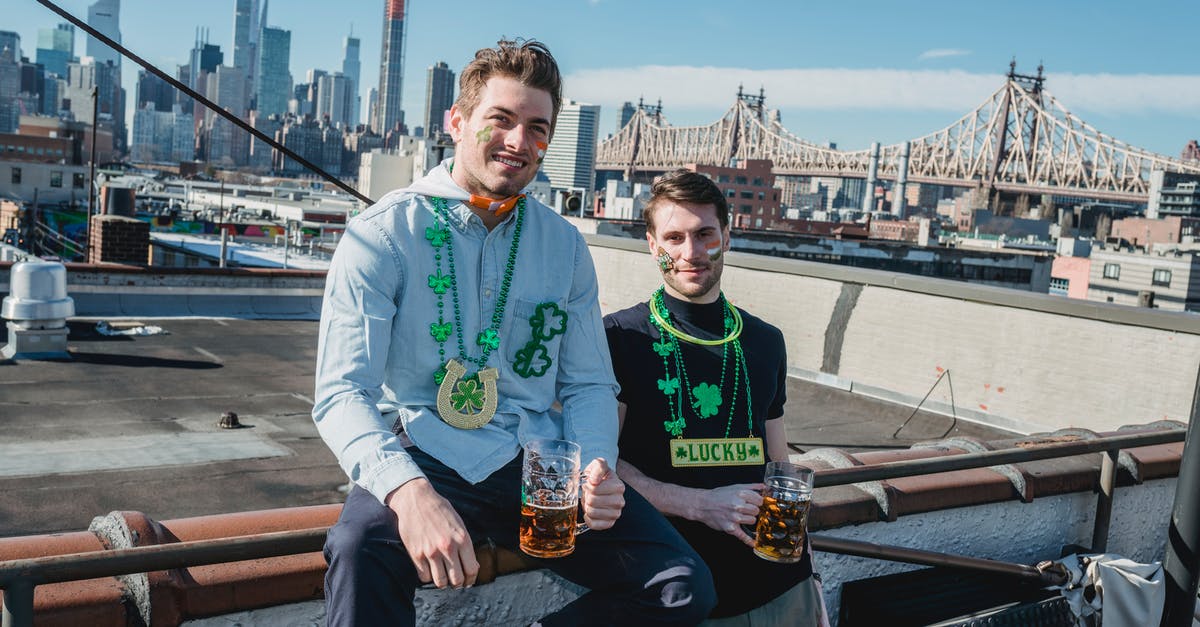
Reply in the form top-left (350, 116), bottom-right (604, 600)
top-left (575, 470), bottom-right (590, 535)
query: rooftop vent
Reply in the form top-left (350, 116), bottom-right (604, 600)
top-left (1, 261), bottom-right (75, 360)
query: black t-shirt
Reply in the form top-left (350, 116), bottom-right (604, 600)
top-left (605, 292), bottom-right (812, 618)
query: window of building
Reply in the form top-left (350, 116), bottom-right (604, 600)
top-left (758, 191), bottom-right (765, 200)
top-left (740, 205), bottom-right (752, 214)
top-left (740, 191), bottom-right (753, 199)
top-left (726, 189), bottom-right (735, 198)
top-left (1049, 277), bottom-right (1070, 295)
top-left (73, 172), bottom-right (85, 189)
top-left (1152, 269), bottom-right (1172, 287)
top-left (11, 167), bottom-right (21, 184)
top-left (50, 171), bottom-right (63, 188)
top-left (754, 218), bottom-right (763, 228)
top-left (735, 176), bottom-right (747, 185)
top-left (752, 178), bottom-right (764, 186)
top-left (717, 175), bottom-right (729, 183)
top-left (1103, 263), bottom-right (1120, 280)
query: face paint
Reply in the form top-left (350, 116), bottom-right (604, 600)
top-left (656, 246), bottom-right (675, 272)
top-left (475, 125), bottom-right (493, 143)
top-left (705, 232), bottom-right (723, 261)
top-left (536, 141), bottom-right (548, 165)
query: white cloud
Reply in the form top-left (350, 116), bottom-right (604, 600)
top-left (564, 66), bottom-right (1200, 118)
top-left (918, 48), bottom-right (971, 60)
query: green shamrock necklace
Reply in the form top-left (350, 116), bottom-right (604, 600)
top-left (426, 195), bottom-right (525, 429)
top-left (649, 287), bottom-right (753, 439)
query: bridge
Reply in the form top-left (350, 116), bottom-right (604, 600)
top-left (595, 64), bottom-right (1200, 206)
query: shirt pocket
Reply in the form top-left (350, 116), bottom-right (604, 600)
top-left (509, 297), bottom-right (569, 380)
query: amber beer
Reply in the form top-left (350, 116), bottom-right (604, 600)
top-left (753, 461), bottom-right (815, 563)
top-left (519, 495), bottom-right (579, 558)
top-left (519, 439), bottom-right (587, 558)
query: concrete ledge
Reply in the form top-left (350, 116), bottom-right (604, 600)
top-left (0, 423), bottom-right (1183, 624)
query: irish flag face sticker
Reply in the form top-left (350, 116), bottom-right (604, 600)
top-left (536, 141), bottom-right (548, 164)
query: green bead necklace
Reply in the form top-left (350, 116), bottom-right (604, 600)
top-left (650, 287), bottom-right (754, 439)
top-left (425, 196), bottom-right (524, 428)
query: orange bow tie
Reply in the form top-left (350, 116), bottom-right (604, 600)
top-left (468, 194), bottom-right (522, 216)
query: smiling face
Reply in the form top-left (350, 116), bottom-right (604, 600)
top-left (447, 76), bottom-right (553, 200)
top-left (646, 200), bottom-right (731, 304)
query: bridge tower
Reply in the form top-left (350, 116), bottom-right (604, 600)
top-left (982, 61), bottom-right (1047, 216)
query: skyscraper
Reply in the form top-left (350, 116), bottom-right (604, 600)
top-left (204, 65), bottom-right (248, 165)
top-left (232, 0), bottom-right (260, 110)
top-left (36, 23), bottom-right (75, 77)
top-left (341, 32), bottom-right (361, 128)
top-left (0, 32), bottom-right (20, 62)
top-left (317, 72), bottom-right (353, 129)
top-left (256, 26), bottom-right (292, 116)
top-left (618, 101), bottom-right (635, 132)
top-left (86, 0), bottom-right (125, 152)
top-left (375, 0), bottom-right (406, 136)
top-left (424, 61), bottom-right (454, 137)
top-left (0, 44), bottom-right (19, 134)
top-left (541, 100), bottom-right (601, 193)
top-left (85, 0), bottom-right (120, 69)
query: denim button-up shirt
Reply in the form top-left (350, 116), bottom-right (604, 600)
top-left (313, 164), bottom-right (619, 504)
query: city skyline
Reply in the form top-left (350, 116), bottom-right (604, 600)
top-left (5, 0), bottom-right (1199, 157)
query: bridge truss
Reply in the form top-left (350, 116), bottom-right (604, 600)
top-left (595, 69), bottom-right (1200, 204)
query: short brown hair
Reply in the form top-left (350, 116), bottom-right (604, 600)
top-left (642, 169), bottom-right (730, 232)
top-left (456, 39), bottom-right (563, 131)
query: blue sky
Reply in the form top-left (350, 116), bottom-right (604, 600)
top-left (7, 0), bottom-right (1199, 156)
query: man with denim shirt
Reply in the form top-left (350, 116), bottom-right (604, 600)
top-left (314, 39), bottom-right (715, 626)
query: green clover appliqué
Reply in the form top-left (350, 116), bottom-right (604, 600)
top-left (427, 271), bottom-right (452, 294)
top-left (652, 339), bottom-right (673, 357)
top-left (429, 321), bottom-right (452, 343)
top-left (691, 382), bottom-right (722, 418)
top-left (663, 417), bottom-right (686, 438)
top-left (513, 340), bottom-right (552, 378)
top-left (450, 378), bottom-right (485, 412)
top-left (529, 302), bottom-right (568, 341)
top-left (657, 377), bottom-right (680, 395)
top-left (476, 329), bottom-right (501, 351)
top-left (424, 226), bottom-right (449, 247)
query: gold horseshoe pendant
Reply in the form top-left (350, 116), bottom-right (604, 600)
top-left (436, 359), bottom-right (500, 429)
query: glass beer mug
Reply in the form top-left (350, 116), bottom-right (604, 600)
top-left (519, 438), bottom-right (589, 558)
top-left (753, 461), bottom-right (814, 563)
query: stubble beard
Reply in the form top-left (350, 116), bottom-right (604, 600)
top-left (663, 262), bottom-right (724, 301)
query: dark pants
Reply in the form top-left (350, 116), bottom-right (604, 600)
top-left (324, 448), bottom-right (716, 626)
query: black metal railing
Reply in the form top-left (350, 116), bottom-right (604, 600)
top-left (1, 428), bottom-right (1185, 627)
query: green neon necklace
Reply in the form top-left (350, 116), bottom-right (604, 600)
top-left (425, 196), bottom-right (525, 428)
top-left (649, 288), bottom-right (754, 438)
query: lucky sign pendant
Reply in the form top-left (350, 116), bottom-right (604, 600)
top-left (436, 358), bottom-right (500, 429)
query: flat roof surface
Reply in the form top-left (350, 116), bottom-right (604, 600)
top-left (0, 318), bottom-right (1014, 538)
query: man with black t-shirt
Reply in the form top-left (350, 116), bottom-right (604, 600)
top-left (605, 170), bottom-right (826, 625)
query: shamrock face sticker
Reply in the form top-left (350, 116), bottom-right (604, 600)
top-left (475, 125), bottom-right (493, 143)
top-left (513, 340), bottom-right (552, 378)
top-left (529, 302), bottom-right (568, 342)
top-left (691, 382), bottom-right (722, 418)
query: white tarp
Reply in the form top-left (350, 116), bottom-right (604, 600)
top-left (1053, 553), bottom-right (1164, 627)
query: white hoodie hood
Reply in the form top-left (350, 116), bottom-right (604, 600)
top-left (404, 158), bottom-right (470, 202)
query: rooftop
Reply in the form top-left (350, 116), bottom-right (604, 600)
top-left (0, 316), bottom-right (1012, 538)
